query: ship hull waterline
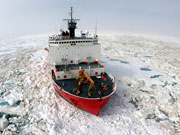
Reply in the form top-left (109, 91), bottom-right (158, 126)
top-left (52, 79), bottom-right (116, 116)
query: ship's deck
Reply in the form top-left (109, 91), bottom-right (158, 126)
top-left (56, 63), bottom-right (102, 71)
top-left (54, 73), bottom-right (114, 98)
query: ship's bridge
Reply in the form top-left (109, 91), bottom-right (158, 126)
top-left (49, 36), bottom-right (98, 47)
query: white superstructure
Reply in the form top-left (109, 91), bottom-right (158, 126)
top-left (49, 37), bottom-right (100, 65)
top-left (49, 7), bottom-right (104, 80)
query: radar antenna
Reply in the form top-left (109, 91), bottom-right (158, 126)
top-left (63, 7), bottom-right (80, 38)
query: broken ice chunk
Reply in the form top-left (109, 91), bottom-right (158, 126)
top-left (0, 115), bottom-right (9, 131)
top-left (4, 92), bottom-right (23, 106)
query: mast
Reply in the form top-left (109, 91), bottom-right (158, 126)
top-left (70, 7), bottom-right (73, 20)
top-left (63, 7), bottom-right (80, 38)
top-left (95, 19), bottom-right (97, 35)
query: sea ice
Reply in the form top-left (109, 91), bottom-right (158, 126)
top-left (0, 33), bottom-right (180, 134)
top-left (0, 115), bottom-right (9, 131)
top-left (4, 92), bottom-right (23, 106)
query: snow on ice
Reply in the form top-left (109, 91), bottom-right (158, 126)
top-left (0, 33), bottom-right (180, 135)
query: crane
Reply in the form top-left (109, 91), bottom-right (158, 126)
top-left (73, 70), bottom-right (96, 97)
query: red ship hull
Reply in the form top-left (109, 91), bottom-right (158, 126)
top-left (53, 80), bottom-right (116, 116)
